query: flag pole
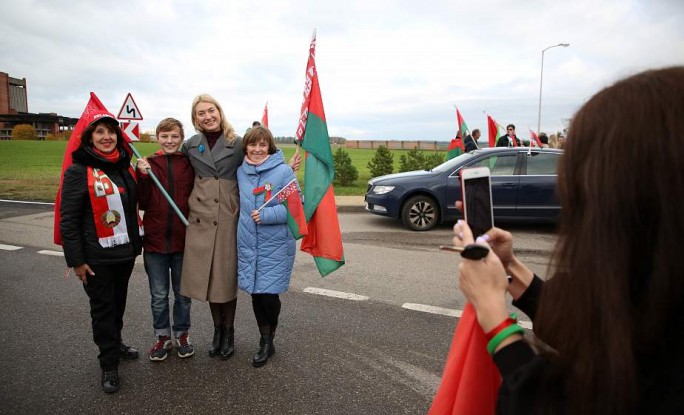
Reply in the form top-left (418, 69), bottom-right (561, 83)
top-left (126, 142), bottom-right (189, 226)
top-left (255, 178), bottom-right (297, 212)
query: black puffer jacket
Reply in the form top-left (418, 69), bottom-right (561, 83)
top-left (60, 146), bottom-right (143, 267)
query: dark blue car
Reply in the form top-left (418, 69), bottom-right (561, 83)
top-left (364, 147), bottom-right (563, 231)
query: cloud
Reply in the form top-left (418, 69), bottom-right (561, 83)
top-left (1, 0), bottom-right (683, 140)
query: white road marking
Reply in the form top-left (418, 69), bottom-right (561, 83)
top-left (37, 250), bottom-right (64, 257)
top-left (303, 287), bottom-right (369, 301)
top-left (2, 241), bottom-right (541, 329)
top-left (402, 303), bottom-right (462, 317)
top-left (0, 199), bottom-right (54, 205)
top-left (402, 302), bottom-right (534, 329)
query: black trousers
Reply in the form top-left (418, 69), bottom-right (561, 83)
top-left (251, 294), bottom-right (281, 331)
top-left (82, 260), bottom-right (135, 371)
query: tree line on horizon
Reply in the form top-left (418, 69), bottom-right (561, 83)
top-left (333, 145), bottom-right (445, 186)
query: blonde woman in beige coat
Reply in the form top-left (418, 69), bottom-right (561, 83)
top-left (181, 94), bottom-right (301, 360)
top-left (180, 94), bottom-right (243, 359)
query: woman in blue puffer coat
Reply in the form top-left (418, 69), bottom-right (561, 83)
top-left (237, 126), bottom-right (300, 368)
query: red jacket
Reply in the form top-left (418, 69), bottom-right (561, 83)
top-left (138, 151), bottom-right (194, 254)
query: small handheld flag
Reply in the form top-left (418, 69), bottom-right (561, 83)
top-left (276, 180), bottom-right (308, 239)
top-left (255, 179), bottom-right (308, 240)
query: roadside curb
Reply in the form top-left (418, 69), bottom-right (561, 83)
top-left (1, 198), bottom-right (370, 213)
top-left (337, 205), bottom-right (366, 213)
top-left (335, 196), bottom-right (366, 213)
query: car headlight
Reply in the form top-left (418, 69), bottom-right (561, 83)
top-left (372, 185), bottom-right (395, 195)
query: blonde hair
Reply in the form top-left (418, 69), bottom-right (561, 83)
top-left (190, 94), bottom-right (236, 144)
top-left (548, 134), bottom-right (559, 148)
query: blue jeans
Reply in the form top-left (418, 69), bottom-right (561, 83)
top-left (143, 252), bottom-right (191, 338)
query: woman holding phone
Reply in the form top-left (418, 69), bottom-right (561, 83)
top-left (454, 67), bottom-right (684, 414)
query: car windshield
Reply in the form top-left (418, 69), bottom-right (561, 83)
top-left (431, 152), bottom-right (474, 173)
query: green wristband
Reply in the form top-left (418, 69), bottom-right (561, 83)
top-left (487, 323), bottom-right (524, 355)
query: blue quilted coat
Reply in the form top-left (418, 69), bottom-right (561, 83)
top-left (237, 150), bottom-right (298, 294)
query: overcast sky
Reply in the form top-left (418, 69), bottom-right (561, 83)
top-left (2, 0), bottom-right (683, 141)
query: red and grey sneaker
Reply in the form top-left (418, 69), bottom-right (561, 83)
top-left (149, 335), bottom-right (172, 362)
top-left (176, 333), bottom-right (195, 358)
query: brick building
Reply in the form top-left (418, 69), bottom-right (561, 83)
top-left (0, 71), bottom-right (78, 140)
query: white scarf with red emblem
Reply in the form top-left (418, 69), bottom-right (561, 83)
top-left (87, 166), bottom-right (143, 248)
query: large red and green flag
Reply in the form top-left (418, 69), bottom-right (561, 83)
top-left (428, 303), bottom-right (501, 415)
top-left (295, 31), bottom-right (345, 276)
top-left (53, 92), bottom-right (109, 245)
top-left (276, 179), bottom-right (308, 240)
top-left (446, 135), bottom-right (465, 160)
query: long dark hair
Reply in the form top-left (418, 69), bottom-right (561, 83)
top-left (534, 67), bottom-right (684, 414)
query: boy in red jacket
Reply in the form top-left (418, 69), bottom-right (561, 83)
top-left (137, 118), bottom-right (195, 361)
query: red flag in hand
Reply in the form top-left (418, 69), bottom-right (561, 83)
top-left (428, 303), bottom-right (501, 415)
top-left (53, 92), bottom-right (113, 245)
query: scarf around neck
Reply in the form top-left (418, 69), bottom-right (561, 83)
top-left (92, 147), bottom-right (121, 162)
top-left (87, 165), bottom-right (144, 248)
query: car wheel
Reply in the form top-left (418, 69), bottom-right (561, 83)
top-left (401, 195), bottom-right (440, 231)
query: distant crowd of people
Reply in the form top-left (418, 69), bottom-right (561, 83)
top-left (459, 124), bottom-right (566, 153)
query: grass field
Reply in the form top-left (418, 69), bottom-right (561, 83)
top-left (0, 141), bottom-right (446, 201)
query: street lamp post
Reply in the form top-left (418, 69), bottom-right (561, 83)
top-left (537, 43), bottom-right (569, 135)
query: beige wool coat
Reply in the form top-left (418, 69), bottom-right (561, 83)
top-left (180, 133), bottom-right (243, 303)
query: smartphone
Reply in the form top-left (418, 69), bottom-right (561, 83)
top-left (460, 167), bottom-right (494, 237)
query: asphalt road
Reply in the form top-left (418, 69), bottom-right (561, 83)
top-left (0, 201), bottom-right (557, 414)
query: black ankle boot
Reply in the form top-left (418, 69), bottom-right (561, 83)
top-left (208, 326), bottom-right (225, 357)
top-left (101, 369), bottom-right (120, 393)
top-left (269, 330), bottom-right (276, 356)
top-left (220, 327), bottom-right (234, 359)
top-left (252, 333), bottom-right (275, 368)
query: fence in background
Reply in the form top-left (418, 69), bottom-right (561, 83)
top-left (344, 140), bottom-right (450, 151)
